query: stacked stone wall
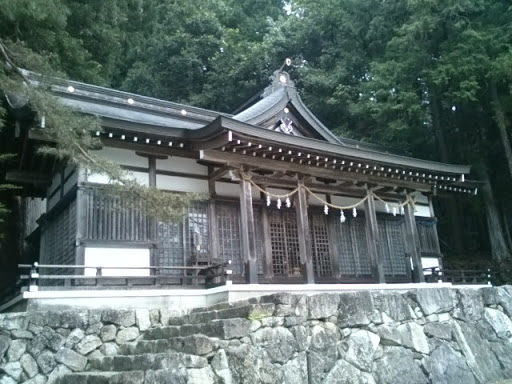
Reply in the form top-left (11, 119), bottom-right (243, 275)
top-left (0, 286), bottom-right (512, 383)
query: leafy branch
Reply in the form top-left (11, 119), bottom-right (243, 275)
top-left (1, 40), bottom-right (206, 223)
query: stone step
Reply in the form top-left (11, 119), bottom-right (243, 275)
top-left (58, 371), bottom-right (145, 384)
top-left (119, 335), bottom-right (215, 356)
top-left (86, 352), bottom-right (208, 372)
top-left (144, 317), bottom-right (259, 341)
top-left (168, 303), bottom-right (275, 326)
top-left (58, 369), bottom-right (189, 384)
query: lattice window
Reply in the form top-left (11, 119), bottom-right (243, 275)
top-left (416, 219), bottom-right (441, 256)
top-left (186, 203), bottom-right (210, 266)
top-left (155, 221), bottom-right (184, 275)
top-left (310, 213), bottom-right (332, 277)
top-left (377, 218), bottom-right (408, 277)
top-left (155, 203), bottom-right (209, 275)
top-left (269, 210), bottom-right (301, 276)
top-left (217, 203), bottom-right (243, 275)
top-left (335, 217), bottom-right (372, 276)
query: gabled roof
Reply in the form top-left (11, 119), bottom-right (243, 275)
top-left (233, 71), bottom-right (343, 145)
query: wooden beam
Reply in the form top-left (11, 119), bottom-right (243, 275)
top-left (207, 166), bottom-right (216, 197)
top-left (208, 165), bottom-right (233, 182)
top-left (295, 179), bottom-right (315, 284)
top-left (404, 200), bottom-right (425, 283)
top-left (148, 157), bottom-right (157, 187)
top-left (200, 149), bottom-right (433, 192)
top-left (364, 190), bottom-right (385, 283)
top-left (239, 174), bottom-right (258, 283)
top-left (5, 170), bottom-right (50, 186)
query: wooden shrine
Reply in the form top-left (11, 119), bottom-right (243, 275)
top-left (2, 68), bottom-right (479, 288)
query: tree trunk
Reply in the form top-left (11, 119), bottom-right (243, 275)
top-left (490, 80), bottom-right (512, 180)
top-left (430, 88), bottom-right (465, 256)
top-left (477, 165), bottom-right (510, 263)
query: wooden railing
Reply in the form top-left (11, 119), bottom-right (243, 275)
top-left (423, 267), bottom-right (492, 285)
top-left (18, 261), bottom-right (233, 291)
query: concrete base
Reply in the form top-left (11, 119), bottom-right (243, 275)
top-left (1, 282), bottom-right (489, 313)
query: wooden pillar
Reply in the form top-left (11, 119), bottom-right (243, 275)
top-left (295, 179), bottom-right (314, 284)
top-left (239, 173), bottom-right (258, 284)
top-left (75, 167), bottom-right (88, 268)
top-left (260, 190), bottom-right (273, 279)
top-left (364, 190), bottom-right (385, 283)
top-left (148, 157), bottom-right (157, 271)
top-left (404, 198), bottom-right (425, 283)
top-left (326, 194), bottom-right (341, 278)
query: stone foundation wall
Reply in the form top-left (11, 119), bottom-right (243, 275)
top-left (0, 286), bottom-right (512, 383)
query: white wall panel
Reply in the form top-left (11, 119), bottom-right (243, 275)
top-left (157, 157), bottom-right (207, 175)
top-left (90, 147), bottom-right (148, 168)
top-left (157, 175), bottom-right (208, 193)
top-left (84, 248), bottom-right (150, 276)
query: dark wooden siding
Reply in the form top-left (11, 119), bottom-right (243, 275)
top-left (42, 199), bottom-right (76, 271)
top-left (83, 188), bottom-right (150, 242)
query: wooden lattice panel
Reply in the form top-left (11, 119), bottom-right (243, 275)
top-left (217, 203), bottom-right (243, 275)
top-left (85, 188), bottom-right (150, 242)
top-left (336, 217), bottom-right (372, 277)
top-left (310, 213), bottom-right (333, 277)
top-left (155, 221), bottom-right (184, 275)
top-left (269, 210), bottom-right (301, 276)
top-left (377, 218), bottom-right (408, 277)
top-left (416, 219), bottom-right (441, 256)
top-left (42, 199), bottom-right (76, 281)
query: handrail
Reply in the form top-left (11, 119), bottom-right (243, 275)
top-left (423, 266), bottom-right (492, 285)
top-left (18, 260), bottom-right (233, 291)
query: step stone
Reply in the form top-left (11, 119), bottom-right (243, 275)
top-left (58, 371), bottom-right (145, 384)
top-left (168, 303), bottom-right (275, 327)
top-left (119, 335), bottom-right (215, 356)
top-left (87, 352), bottom-right (208, 372)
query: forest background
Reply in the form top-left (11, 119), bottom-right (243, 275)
top-left (1, 0), bottom-right (512, 282)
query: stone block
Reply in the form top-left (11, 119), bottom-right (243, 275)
top-left (8, 340), bottom-right (27, 364)
top-left (372, 292), bottom-right (415, 322)
top-left (426, 344), bottom-right (475, 384)
top-left (423, 322), bottom-right (452, 340)
top-left (136, 309), bottom-right (151, 332)
top-left (324, 359), bottom-right (376, 384)
top-left (375, 347), bottom-right (428, 384)
top-left (1, 362), bottom-right (22, 381)
top-left (483, 307), bottom-right (512, 339)
top-left (338, 291), bottom-right (376, 327)
top-left (99, 342), bottom-right (118, 357)
top-left (35, 349), bottom-right (56, 374)
top-left (396, 322), bottom-right (429, 354)
top-left (308, 293), bottom-right (340, 319)
top-left (46, 364), bottom-right (72, 384)
top-left (75, 335), bottom-right (102, 355)
top-left (250, 327), bottom-right (298, 363)
top-left (341, 329), bottom-right (380, 372)
top-left (412, 288), bottom-right (455, 316)
top-left (20, 353), bottom-right (39, 378)
top-left (55, 348), bottom-right (88, 372)
top-left (10, 330), bottom-right (33, 340)
top-left (115, 327), bottom-right (140, 344)
top-left (41, 326), bottom-right (66, 351)
top-left (101, 310), bottom-right (135, 327)
top-left (65, 328), bottom-right (85, 348)
top-left (0, 335), bottom-right (10, 359)
top-left (99, 325), bottom-right (116, 342)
